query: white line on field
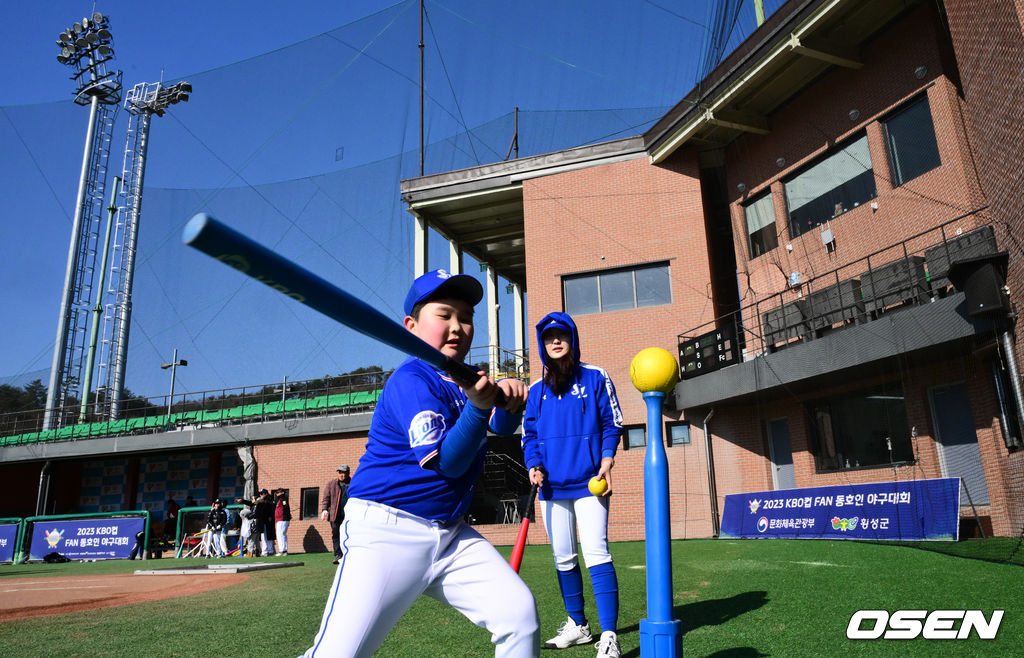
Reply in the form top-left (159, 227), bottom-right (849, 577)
top-left (2, 584), bottom-right (114, 592)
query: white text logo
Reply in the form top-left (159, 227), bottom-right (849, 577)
top-left (847, 610), bottom-right (1003, 640)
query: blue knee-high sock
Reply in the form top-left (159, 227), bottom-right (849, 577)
top-left (588, 562), bottom-right (619, 633)
top-left (555, 565), bottom-right (586, 626)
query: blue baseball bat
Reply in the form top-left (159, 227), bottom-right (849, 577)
top-left (182, 213), bottom-right (491, 392)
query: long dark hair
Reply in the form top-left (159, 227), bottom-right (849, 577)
top-left (543, 353), bottom-right (577, 396)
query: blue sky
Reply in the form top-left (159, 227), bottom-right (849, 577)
top-left (0, 1), bottom-right (776, 401)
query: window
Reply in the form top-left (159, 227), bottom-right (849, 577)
top-left (744, 192), bottom-right (778, 257)
top-left (300, 487), bottom-right (319, 520)
top-left (806, 384), bottom-right (914, 471)
top-left (666, 422), bottom-right (691, 446)
top-left (784, 134), bottom-right (876, 237)
top-left (623, 425), bottom-right (647, 449)
top-left (563, 263), bottom-right (671, 316)
top-left (884, 95), bottom-right (941, 186)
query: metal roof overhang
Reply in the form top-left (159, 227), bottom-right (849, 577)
top-left (645, 0), bottom-right (922, 163)
top-left (401, 138), bottom-right (647, 290)
top-left (399, 0), bottom-right (921, 287)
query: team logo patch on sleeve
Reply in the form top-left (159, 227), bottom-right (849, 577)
top-left (409, 410), bottom-right (446, 447)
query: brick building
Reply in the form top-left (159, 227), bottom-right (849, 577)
top-left (3, 0), bottom-right (1022, 553)
top-left (403, 0), bottom-right (1024, 540)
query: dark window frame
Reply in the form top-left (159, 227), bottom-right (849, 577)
top-left (783, 132), bottom-right (877, 238)
top-left (806, 384), bottom-right (915, 472)
top-left (562, 262), bottom-right (672, 316)
top-left (666, 421), bottom-right (691, 446)
top-left (744, 191), bottom-right (779, 258)
top-left (882, 94), bottom-right (941, 187)
top-left (299, 486), bottom-right (319, 520)
top-left (622, 424), bottom-right (647, 450)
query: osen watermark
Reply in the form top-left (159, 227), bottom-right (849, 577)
top-left (847, 609), bottom-right (1004, 640)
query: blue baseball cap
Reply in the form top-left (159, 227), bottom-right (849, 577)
top-left (538, 316), bottom-right (573, 336)
top-left (404, 269), bottom-right (483, 316)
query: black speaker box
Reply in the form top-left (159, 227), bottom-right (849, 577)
top-left (947, 251), bottom-right (1010, 317)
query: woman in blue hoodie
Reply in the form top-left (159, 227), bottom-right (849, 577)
top-left (522, 312), bottom-right (624, 658)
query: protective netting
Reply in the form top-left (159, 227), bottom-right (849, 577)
top-left (0, 0), bottom-right (781, 396)
top-left (4, 2), bottom-right (1020, 561)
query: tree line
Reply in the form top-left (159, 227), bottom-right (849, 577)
top-left (0, 365), bottom-right (389, 420)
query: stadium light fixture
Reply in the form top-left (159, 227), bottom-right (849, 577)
top-left (56, 11), bottom-right (120, 105)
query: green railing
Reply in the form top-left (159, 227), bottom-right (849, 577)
top-left (1, 384), bottom-right (383, 447)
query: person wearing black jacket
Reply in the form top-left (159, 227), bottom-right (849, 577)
top-left (253, 488), bottom-right (276, 556)
top-left (204, 499), bottom-right (228, 558)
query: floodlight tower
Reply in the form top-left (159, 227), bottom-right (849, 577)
top-left (43, 12), bottom-right (122, 430)
top-left (96, 79), bottom-right (191, 420)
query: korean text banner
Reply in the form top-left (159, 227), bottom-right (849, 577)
top-left (720, 478), bottom-right (960, 541)
top-left (29, 517), bottom-right (145, 560)
top-left (0, 523), bottom-right (17, 562)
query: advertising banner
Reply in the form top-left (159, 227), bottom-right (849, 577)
top-left (29, 517), bottom-right (146, 560)
top-left (720, 478), bottom-right (960, 541)
top-left (0, 523), bottom-right (17, 562)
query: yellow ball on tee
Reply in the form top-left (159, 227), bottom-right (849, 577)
top-left (588, 476), bottom-right (608, 496)
top-left (629, 347), bottom-right (680, 393)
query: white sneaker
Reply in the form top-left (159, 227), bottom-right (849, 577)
top-left (544, 617), bottom-right (593, 649)
top-left (596, 631), bottom-right (620, 658)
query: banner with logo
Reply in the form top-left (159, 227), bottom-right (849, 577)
top-left (29, 517), bottom-right (146, 560)
top-left (720, 478), bottom-right (960, 541)
top-left (0, 523), bottom-right (18, 562)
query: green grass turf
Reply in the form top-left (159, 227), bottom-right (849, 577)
top-left (1, 539), bottom-right (1021, 656)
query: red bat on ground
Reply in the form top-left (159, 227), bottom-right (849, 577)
top-left (509, 482), bottom-right (539, 573)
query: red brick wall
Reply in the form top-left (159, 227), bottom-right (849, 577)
top-left (252, 433), bottom-right (368, 554)
top-left (942, 0), bottom-right (1024, 534)
top-left (246, 431), bottom-right (672, 549)
top-left (699, 352), bottom-right (1016, 535)
top-left (522, 155), bottom-right (713, 424)
top-left (727, 5), bottom-right (989, 353)
top-left (521, 154), bottom-right (716, 540)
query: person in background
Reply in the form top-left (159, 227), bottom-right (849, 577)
top-left (203, 498), bottom-right (228, 558)
top-left (320, 464), bottom-right (350, 565)
top-left (274, 487), bottom-right (292, 556)
top-left (165, 497), bottom-right (181, 538)
top-left (253, 488), bottom-right (276, 556)
top-left (236, 494), bottom-right (257, 556)
top-left (522, 311), bottom-right (624, 658)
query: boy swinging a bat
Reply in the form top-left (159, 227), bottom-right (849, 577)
top-left (303, 269), bottom-right (540, 658)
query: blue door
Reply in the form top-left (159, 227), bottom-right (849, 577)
top-left (767, 418), bottom-right (796, 490)
top-left (930, 382), bottom-right (989, 505)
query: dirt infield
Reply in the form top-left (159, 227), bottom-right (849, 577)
top-left (0, 573), bottom-right (249, 622)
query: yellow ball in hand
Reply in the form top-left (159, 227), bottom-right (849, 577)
top-left (588, 476), bottom-right (608, 496)
top-left (630, 347), bottom-right (680, 393)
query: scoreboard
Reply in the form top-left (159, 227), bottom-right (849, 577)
top-left (678, 324), bottom-right (739, 379)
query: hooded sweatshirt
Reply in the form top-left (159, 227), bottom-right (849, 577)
top-left (521, 312), bottom-right (623, 500)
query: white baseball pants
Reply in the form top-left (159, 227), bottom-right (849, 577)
top-left (275, 520), bottom-right (289, 554)
top-left (541, 495), bottom-right (612, 571)
top-left (304, 498), bottom-right (540, 658)
top-left (203, 528), bottom-right (224, 557)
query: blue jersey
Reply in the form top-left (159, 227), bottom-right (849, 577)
top-left (522, 312), bottom-right (623, 501)
top-left (348, 357), bottom-right (516, 521)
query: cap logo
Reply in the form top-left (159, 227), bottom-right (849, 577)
top-left (436, 269), bottom-right (452, 280)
